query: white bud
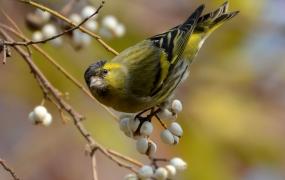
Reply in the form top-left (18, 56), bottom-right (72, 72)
top-left (50, 37), bottom-right (62, 47)
top-left (81, 33), bottom-right (92, 46)
top-left (114, 23), bottom-right (125, 37)
top-left (73, 30), bottom-right (92, 47)
top-left (42, 24), bottom-right (57, 38)
top-left (165, 165), bottom-right (177, 178)
top-left (33, 106), bottom-right (47, 121)
top-left (154, 167), bottom-right (168, 180)
top-left (169, 122), bottom-right (183, 137)
top-left (32, 31), bottom-right (43, 42)
top-left (69, 13), bottom-right (82, 25)
top-left (28, 111), bottom-right (37, 124)
top-left (160, 129), bottom-right (175, 145)
top-left (119, 117), bottom-right (130, 133)
top-left (173, 135), bottom-right (180, 145)
top-left (170, 157), bottom-right (187, 171)
top-left (147, 140), bottom-right (157, 157)
top-left (157, 109), bottom-right (174, 120)
top-left (136, 138), bottom-right (148, 154)
top-left (102, 15), bottom-right (118, 30)
top-left (99, 27), bottom-right (113, 39)
top-left (124, 173), bottom-right (138, 180)
top-left (81, 6), bottom-right (97, 19)
top-left (138, 165), bottom-right (154, 179)
top-left (140, 121), bottom-right (153, 136)
top-left (42, 113), bottom-right (52, 126)
top-left (35, 9), bottom-right (51, 22)
top-left (84, 20), bottom-right (98, 31)
top-left (128, 117), bottom-right (140, 132)
top-left (171, 99), bottom-right (183, 113)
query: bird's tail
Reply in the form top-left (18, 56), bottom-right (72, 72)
top-left (182, 2), bottom-right (239, 63)
top-left (195, 1), bottom-right (239, 34)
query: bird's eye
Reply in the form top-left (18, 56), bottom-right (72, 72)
top-left (102, 69), bottom-right (108, 75)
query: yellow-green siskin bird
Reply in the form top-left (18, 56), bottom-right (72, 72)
top-left (84, 2), bottom-right (239, 113)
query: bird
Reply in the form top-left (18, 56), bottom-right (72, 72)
top-left (84, 2), bottom-right (239, 113)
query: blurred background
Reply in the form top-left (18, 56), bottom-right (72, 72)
top-left (0, 0), bottom-right (285, 179)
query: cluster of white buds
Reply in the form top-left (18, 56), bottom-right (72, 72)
top-left (160, 122), bottom-right (183, 145)
top-left (119, 99), bottom-right (184, 156)
top-left (157, 99), bottom-right (183, 120)
top-left (158, 99), bottom-right (184, 145)
top-left (28, 106), bottom-right (52, 126)
top-left (29, 11), bottom-right (62, 47)
top-left (119, 114), bottom-right (157, 156)
top-left (27, 4), bottom-right (126, 49)
top-left (100, 15), bottom-right (126, 38)
top-left (124, 157), bottom-right (187, 180)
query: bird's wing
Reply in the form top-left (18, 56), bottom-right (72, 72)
top-left (148, 5), bottom-right (204, 96)
top-left (111, 40), bottom-right (168, 97)
top-left (112, 5), bottom-right (204, 98)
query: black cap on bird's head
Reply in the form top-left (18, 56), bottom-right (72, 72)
top-left (84, 60), bottom-right (107, 89)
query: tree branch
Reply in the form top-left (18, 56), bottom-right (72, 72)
top-left (0, 29), bottom-right (139, 175)
top-left (17, 0), bottom-right (119, 55)
top-left (0, 158), bottom-right (20, 180)
top-left (5, 0), bottom-right (104, 47)
top-left (0, 23), bottom-right (118, 121)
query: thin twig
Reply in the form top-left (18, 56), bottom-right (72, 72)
top-left (1, 40), bottom-right (7, 64)
top-left (154, 114), bottom-right (168, 129)
top-left (1, 9), bottom-right (33, 57)
top-left (0, 9), bottom-right (24, 35)
top-left (0, 29), bottom-right (139, 174)
top-left (60, 0), bottom-right (78, 16)
top-left (107, 149), bottom-right (143, 167)
top-left (0, 23), bottom-right (118, 121)
top-left (18, 0), bottom-right (119, 55)
top-left (91, 154), bottom-right (99, 180)
top-left (6, 1), bottom-right (104, 47)
top-left (0, 159), bottom-right (20, 180)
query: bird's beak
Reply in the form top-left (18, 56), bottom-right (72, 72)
top-left (90, 76), bottom-right (104, 88)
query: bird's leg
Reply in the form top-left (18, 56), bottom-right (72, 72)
top-left (133, 107), bottom-right (155, 136)
top-left (135, 107), bottom-right (152, 119)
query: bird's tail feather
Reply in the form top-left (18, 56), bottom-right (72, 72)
top-left (195, 1), bottom-right (239, 34)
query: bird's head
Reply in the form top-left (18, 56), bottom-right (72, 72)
top-left (84, 60), bottom-right (126, 98)
top-left (84, 60), bottom-right (109, 97)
